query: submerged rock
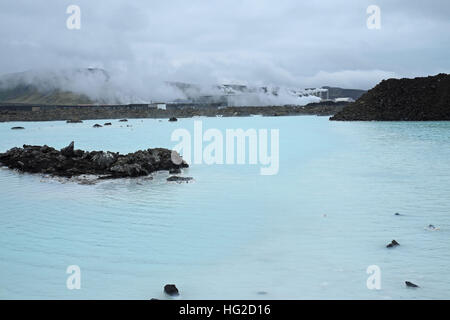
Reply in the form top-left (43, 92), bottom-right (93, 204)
top-left (0, 142), bottom-right (188, 179)
top-left (11, 126), bottom-right (25, 130)
top-left (164, 284), bottom-right (179, 296)
top-left (104, 122), bottom-right (112, 126)
top-left (386, 240), bottom-right (400, 248)
top-left (93, 124), bottom-right (102, 128)
top-left (119, 119), bottom-right (128, 122)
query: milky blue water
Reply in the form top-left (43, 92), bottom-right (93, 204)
top-left (1, 116), bottom-right (450, 299)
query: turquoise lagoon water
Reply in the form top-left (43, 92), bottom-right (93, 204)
top-left (0, 116), bottom-right (449, 299)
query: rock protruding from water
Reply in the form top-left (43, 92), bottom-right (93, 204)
top-left (169, 117), bottom-right (178, 122)
top-left (164, 284), bottom-right (179, 296)
top-left (330, 73), bottom-right (450, 121)
top-left (425, 224), bottom-right (440, 231)
top-left (167, 176), bottom-right (193, 183)
top-left (11, 126), bottom-right (25, 130)
top-left (0, 142), bottom-right (188, 179)
top-left (386, 240), bottom-right (400, 248)
top-left (405, 281), bottom-right (419, 288)
top-left (164, 284), bottom-right (180, 297)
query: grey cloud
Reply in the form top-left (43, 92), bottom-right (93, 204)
top-left (0, 0), bottom-right (448, 99)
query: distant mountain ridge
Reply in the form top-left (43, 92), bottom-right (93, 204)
top-left (322, 86), bottom-right (366, 100)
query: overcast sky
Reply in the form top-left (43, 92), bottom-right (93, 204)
top-left (0, 0), bottom-right (449, 89)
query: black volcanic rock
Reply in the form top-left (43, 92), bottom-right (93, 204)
top-left (386, 240), bottom-right (400, 248)
top-left (0, 142), bottom-right (188, 179)
top-left (405, 281), bottom-right (419, 288)
top-left (167, 176), bottom-right (193, 183)
top-left (330, 73), bottom-right (450, 121)
top-left (60, 141), bottom-right (75, 157)
top-left (169, 168), bottom-right (182, 174)
top-left (164, 284), bottom-right (179, 296)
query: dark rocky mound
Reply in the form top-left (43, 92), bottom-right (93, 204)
top-left (0, 141), bottom-right (188, 179)
top-left (169, 117), bottom-right (178, 122)
top-left (330, 73), bottom-right (450, 121)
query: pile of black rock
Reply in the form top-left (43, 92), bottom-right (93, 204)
top-left (0, 141), bottom-right (188, 179)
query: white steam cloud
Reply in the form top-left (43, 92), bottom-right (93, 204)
top-left (0, 67), bottom-right (323, 106)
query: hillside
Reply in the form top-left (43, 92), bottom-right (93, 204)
top-left (330, 73), bottom-right (450, 121)
top-left (0, 68), bottom-right (108, 105)
top-left (0, 84), bottom-right (93, 105)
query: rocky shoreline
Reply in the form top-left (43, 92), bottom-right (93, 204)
top-left (0, 102), bottom-right (347, 122)
top-left (0, 142), bottom-right (188, 179)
